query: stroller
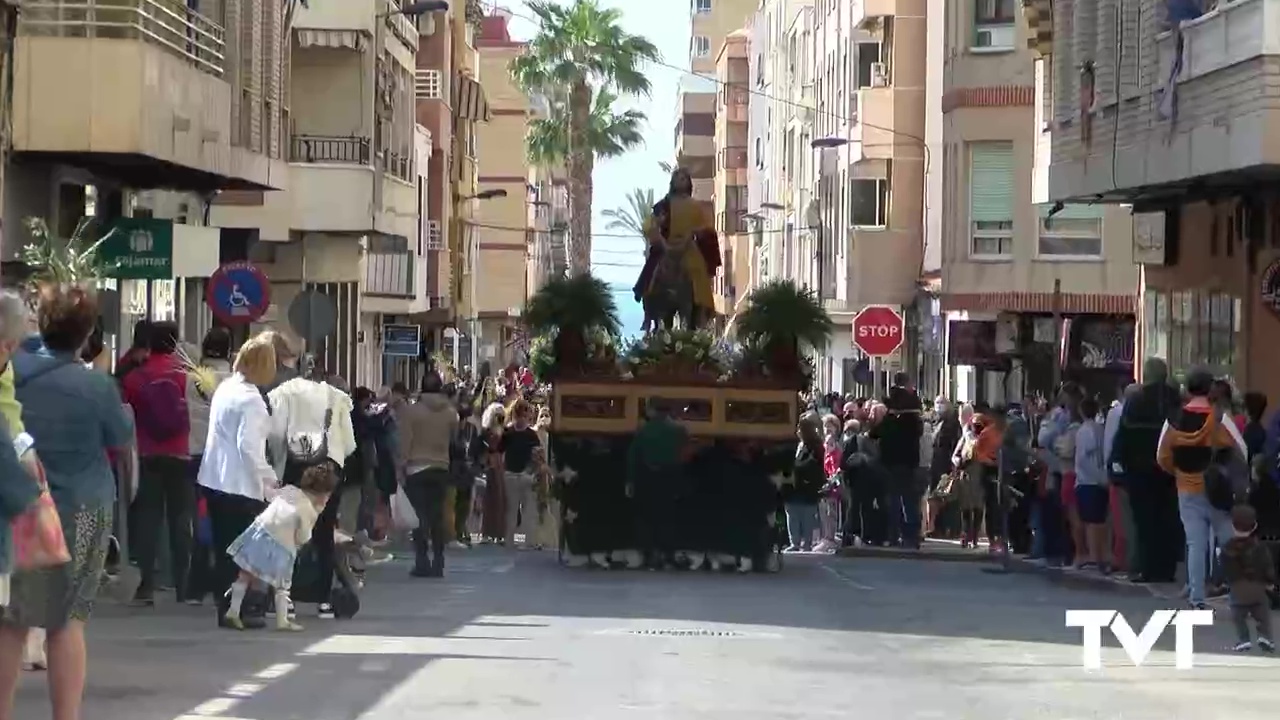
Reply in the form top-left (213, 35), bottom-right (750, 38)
top-left (291, 530), bottom-right (365, 619)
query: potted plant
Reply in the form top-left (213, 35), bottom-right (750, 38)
top-left (734, 280), bottom-right (833, 388)
top-left (520, 274), bottom-right (621, 378)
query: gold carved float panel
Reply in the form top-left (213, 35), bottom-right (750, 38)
top-left (552, 382), bottom-right (798, 439)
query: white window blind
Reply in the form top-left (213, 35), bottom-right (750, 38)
top-left (969, 142), bottom-right (1015, 256)
top-left (1037, 203), bottom-right (1104, 257)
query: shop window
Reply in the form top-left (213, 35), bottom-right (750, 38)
top-left (1144, 289), bottom-right (1240, 382)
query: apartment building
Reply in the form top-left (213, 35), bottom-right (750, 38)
top-left (745, 0), bottom-right (808, 295)
top-left (1031, 0), bottom-right (1278, 402)
top-left (206, 0), bottom-right (428, 386)
top-left (5, 0), bottom-right (289, 357)
top-left (414, 2), bottom-right (489, 373)
top-left (473, 11), bottom-right (532, 367)
top-left (711, 31), bottom-right (750, 317)
top-left (677, 0), bottom-right (754, 205)
top-left (937, 0), bottom-right (1136, 403)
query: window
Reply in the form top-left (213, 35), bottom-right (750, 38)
top-left (693, 35), bottom-right (710, 58)
top-left (968, 141), bottom-right (1015, 258)
top-left (856, 43), bottom-right (881, 88)
top-left (1038, 56), bottom-right (1053, 131)
top-left (972, 0), bottom-right (1015, 51)
top-left (1037, 204), bottom-right (1103, 258)
top-left (693, 0), bottom-right (711, 13)
top-left (1143, 291), bottom-right (1241, 382)
top-left (850, 179), bottom-right (888, 226)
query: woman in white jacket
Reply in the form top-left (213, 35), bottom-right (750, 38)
top-left (266, 366), bottom-right (355, 620)
top-left (197, 332), bottom-right (278, 629)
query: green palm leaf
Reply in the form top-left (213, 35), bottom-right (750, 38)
top-left (602, 187), bottom-right (655, 236)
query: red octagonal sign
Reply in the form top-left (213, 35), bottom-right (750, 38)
top-left (852, 305), bottom-right (904, 357)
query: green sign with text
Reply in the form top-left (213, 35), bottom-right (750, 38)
top-left (99, 217), bottom-right (174, 280)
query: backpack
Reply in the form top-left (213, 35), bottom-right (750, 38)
top-left (134, 369), bottom-right (188, 442)
top-left (1173, 411), bottom-right (1248, 512)
top-left (286, 406), bottom-right (333, 468)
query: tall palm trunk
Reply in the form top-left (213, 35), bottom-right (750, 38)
top-left (567, 79), bottom-right (593, 275)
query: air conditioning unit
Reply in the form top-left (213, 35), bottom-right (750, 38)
top-left (973, 24), bottom-right (1015, 50)
top-left (869, 62), bottom-right (889, 88)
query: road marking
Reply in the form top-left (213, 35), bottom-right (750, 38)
top-left (820, 564), bottom-right (875, 590)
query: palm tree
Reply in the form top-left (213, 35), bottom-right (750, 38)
top-left (510, 0), bottom-right (660, 275)
top-left (602, 187), bottom-right (655, 237)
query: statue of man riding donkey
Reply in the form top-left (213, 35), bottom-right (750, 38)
top-left (632, 168), bottom-right (721, 333)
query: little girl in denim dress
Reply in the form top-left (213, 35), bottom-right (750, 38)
top-left (224, 464), bottom-right (337, 631)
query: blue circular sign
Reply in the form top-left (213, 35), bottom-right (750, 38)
top-left (206, 261), bottom-right (271, 325)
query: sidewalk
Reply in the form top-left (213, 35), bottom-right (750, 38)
top-left (839, 539), bottom-right (1202, 605)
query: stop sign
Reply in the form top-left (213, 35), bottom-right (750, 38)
top-left (852, 305), bottom-right (904, 357)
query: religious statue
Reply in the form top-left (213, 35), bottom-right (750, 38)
top-left (632, 168), bottom-right (721, 332)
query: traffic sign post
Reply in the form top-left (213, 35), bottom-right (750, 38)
top-left (205, 262), bottom-right (270, 325)
top-left (852, 305), bottom-right (905, 357)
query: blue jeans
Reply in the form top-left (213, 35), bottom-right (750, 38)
top-left (1177, 491), bottom-right (1233, 604)
top-left (785, 502), bottom-right (819, 548)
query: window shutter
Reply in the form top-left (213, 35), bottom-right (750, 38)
top-left (969, 143), bottom-right (1015, 221)
top-left (1037, 202), bottom-right (1104, 219)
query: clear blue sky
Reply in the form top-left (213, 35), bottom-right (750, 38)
top-left (502, 0), bottom-right (688, 334)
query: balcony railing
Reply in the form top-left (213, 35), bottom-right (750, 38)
top-left (720, 146), bottom-right (748, 170)
top-left (381, 150), bottom-right (413, 182)
top-left (423, 220), bottom-right (444, 251)
top-left (415, 69), bottom-right (443, 100)
top-left (365, 249), bottom-right (415, 298)
top-left (20, 0), bottom-right (226, 77)
top-left (721, 83), bottom-right (748, 107)
top-left (290, 135), bottom-right (371, 165)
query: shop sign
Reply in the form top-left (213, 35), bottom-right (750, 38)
top-left (98, 218), bottom-right (174, 280)
top-left (1261, 258), bottom-right (1280, 317)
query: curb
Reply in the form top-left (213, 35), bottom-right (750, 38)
top-left (837, 546), bottom-right (1194, 600)
top-left (836, 546), bottom-right (994, 564)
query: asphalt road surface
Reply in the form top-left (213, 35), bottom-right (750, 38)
top-left (15, 549), bottom-right (1278, 720)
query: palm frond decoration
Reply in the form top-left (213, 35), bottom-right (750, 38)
top-left (175, 343), bottom-right (220, 400)
top-left (18, 216), bottom-right (115, 295)
top-left (602, 187), bottom-right (656, 237)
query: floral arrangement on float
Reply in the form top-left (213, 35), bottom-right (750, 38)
top-left (521, 273), bottom-right (622, 381)
top-left (620, 327), bottom-right (728, 382)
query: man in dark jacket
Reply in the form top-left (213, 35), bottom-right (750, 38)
top-left (1112, 357), bottom-right (1183, 582)
top-left (873, 372), bottom-right (924, 547)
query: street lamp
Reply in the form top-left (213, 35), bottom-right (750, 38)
top-left (811, 137), bottom-right (849, 150)
top-left (378, 0), bottom-right (450, 18)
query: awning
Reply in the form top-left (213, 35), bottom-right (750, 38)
top-left (1022, 0), bottom-right (1053, 57)
top-left (453, 72), bottom-right (491, 122)
top-left (295, 28), bottom-right (366, 52)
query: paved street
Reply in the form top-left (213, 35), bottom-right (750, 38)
top-left (15, 549), bottom-right (1279, 720)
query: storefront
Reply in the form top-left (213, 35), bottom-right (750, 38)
top-left (1137, 198), bottom-right (1277, 403)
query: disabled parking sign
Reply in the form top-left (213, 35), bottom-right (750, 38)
top-left (205, 262), bottom-right (270, 325)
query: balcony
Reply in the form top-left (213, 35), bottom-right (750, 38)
top-left (720, 146), bottom-right (748, 169)
top-left (11, 0), bottom-right (282, 190)
top-left (720, 83), bottom-right (748, 123)
top-left (288, 134), bottom-right (416, 234)
top-left (717, 211), bottom-right (748, 234)
top-left (415, 69), bottom-right (443, 100)
top-left (1047, 0), bottom-right (1280, 202)
top-left (366, 235), bottom-right (414, 297)
top-left (291, 135), bottom-right (371, 165)
top-left (847, 228), bottom-right (920, 306)
top-left (857, 0), bottom-right (904, 27)
top-left (852, 86), bottom-right (924, 163)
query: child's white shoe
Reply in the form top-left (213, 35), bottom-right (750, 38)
top-left (276, 618), bottom-right (304, 632)
top-left (738, 557), bottom-right (753, 573)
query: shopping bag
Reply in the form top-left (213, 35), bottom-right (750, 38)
top-left (390, 488), bottom-right (418, 530)
top-left (13, 463), bottom-right (70, 571)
